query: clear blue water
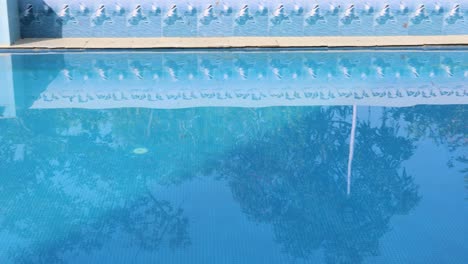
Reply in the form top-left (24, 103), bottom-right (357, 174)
top-left (0, 50), bottom-right (467, 264)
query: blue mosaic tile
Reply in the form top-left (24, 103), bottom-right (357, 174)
top-left (17, 0), bottom-right (468, 38)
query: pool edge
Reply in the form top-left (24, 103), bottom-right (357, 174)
top-left (1, 36), bottom-right (467, 50)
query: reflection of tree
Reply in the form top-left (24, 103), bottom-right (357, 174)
top-left (4, 104), bottom-right (465, 262)
top-left (212, 107), bottom-right (420, 263)
top-left (8, 194), bottom-right (189, 264)
top-left (390, 105), bottom-right (466, 150)
top-left (0, 110), bottom-right (190, 264)
top-left (389, 105), bottom-right (467, 170)
top-left (0, 106), bottom-right (308, 263)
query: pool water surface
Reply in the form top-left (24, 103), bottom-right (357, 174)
top-left (0, 49), bottom-right (467, 264)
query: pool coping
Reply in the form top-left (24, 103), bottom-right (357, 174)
top-left (1, 35), bottom-right (467, 49)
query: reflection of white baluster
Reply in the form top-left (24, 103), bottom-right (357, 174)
top-left (307, 68), bottom-right (316, 78)
top-left (441, 59), bottom-right (455, 77)
top-left (376, 67), bottom-right (384, 78)
top-left (96, 67), bottom-right (108, 80)
top-left (132, 67), bottom-right (143, 80)
top-left (409, 66), bottom-right (419, 78)
top-left (340, 64), bottom-right (351, 78)
top-left (167, 67), bottom-right (178, 81)
top-left (201, 66), bottom-right (213, 80)
top-left (272, 68), bottom-right (282, 80)
top-left (62, 69), bottom-right (73, 81)
top-left (238, 68), bottom-right (247, 80)
top-left (152, 72), bottom-right (159, 80)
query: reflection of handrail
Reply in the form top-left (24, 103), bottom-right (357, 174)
top-left (347, 105), bottom-right (357, 196)
top-left (29, 86), bottom-right (467, 109)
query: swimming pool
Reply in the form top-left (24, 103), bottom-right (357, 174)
top-left (0, 49), bottom-right (467, 263)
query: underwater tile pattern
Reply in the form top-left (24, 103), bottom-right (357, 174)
top-left (18, 0), bottom-right (468, 38)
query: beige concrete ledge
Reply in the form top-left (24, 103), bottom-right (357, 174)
top-left (1, 35), bottom-right (467, 49)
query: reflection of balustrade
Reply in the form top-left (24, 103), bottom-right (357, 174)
top-left (29, 86), bottom-right (468, 109)
top-left (3, 51), bottom-right (466, 109)
top-left (46, 53), bottom-right (467, 82)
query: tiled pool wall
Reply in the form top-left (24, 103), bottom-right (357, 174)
top-left (17, 0), bottom-right (468, 38)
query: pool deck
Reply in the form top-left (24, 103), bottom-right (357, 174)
top-left (1, 35), bottom-right (467, 49)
